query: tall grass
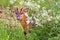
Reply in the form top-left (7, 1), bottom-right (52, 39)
top-left (0, 20), bottom-right (36, 40)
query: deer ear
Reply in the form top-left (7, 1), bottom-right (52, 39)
top-left (20, 8), bottom-right (23, 11)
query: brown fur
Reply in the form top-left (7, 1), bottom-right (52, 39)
top-left (20, 7), bottom-right (30, 35)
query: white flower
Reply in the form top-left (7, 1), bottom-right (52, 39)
top-left (56, 16), bottom-right (60, 19)
top-left (55, 20), bottom-right (58, 24)
top-left (32, 16), bottom-right (40, 25)
top-left (41, 11), bottom-right (48, 17)
top-left (50, 16), bottom-right (53, 19)
top-left (37, 5), bottom-right (40, 8)
top-left (19, 1), bottom-right (24, 5)
top-left (47, 16), bottom-right (53, 21)
top-left (41, 0), bottom-right (45, 2)
top-left (48, 9), bottom-right (52, 13)
top-left (42, 13), bottom-right (46, 16)
top-left (10, 0), bottom-right (16, 4)
top-left (42, 9), bottom-right (48, 17)
top-left (47, 18), bottom-right (51, 21)
top-left (26, 1), bottom-right (32, 6)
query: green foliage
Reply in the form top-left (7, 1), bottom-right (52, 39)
top-left (48, 37), bottom-right (60, 40)
top-left (0, 0), bottom-right (60, 40)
